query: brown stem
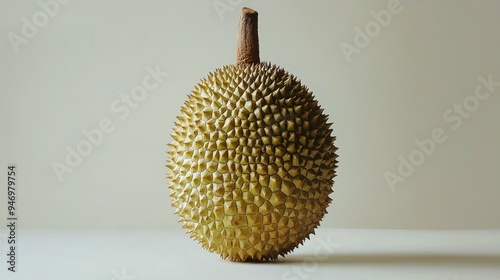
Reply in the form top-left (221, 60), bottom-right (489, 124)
top-left (236, 7), bottom-right (260, 66)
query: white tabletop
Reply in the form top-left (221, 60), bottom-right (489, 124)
top-left (1, 229), bottom-right (499, 280)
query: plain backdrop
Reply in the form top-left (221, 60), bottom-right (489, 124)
top-left (0, 0), bottom-right (499, 230)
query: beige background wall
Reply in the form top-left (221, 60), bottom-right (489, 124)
top-left (1, 0), bottom-right (499, 229)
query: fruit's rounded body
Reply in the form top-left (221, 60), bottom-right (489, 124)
top-left (168, 63), bottom-right (337, 261)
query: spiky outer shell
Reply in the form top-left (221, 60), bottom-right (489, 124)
top-left (167, 62), bottom-right (338, 262)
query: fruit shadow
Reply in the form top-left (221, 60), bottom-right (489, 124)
top-left (275, 253), bottom-right (500, 266)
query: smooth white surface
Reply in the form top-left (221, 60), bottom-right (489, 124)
top-left (1, 0), bottom-right (500, 230)
top-left (1, 229), bottom-right (499, 280)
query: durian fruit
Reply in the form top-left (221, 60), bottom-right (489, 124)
top-left (167, 7), bottom-right (338, 262)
